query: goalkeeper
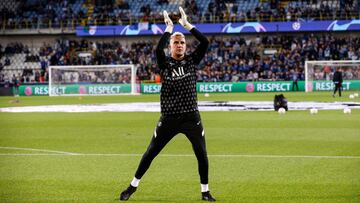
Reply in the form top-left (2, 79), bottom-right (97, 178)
top-left (119, 7), bottom-right (215, 202)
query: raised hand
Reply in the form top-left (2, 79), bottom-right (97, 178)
top-left (178, 7), bottom-right (194, 30)
top-left (163, 10), bottom-right (174, 33)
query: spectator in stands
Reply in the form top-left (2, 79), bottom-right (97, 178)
top-left (5, 57), bottom-right (11, 66)
top-left (157, 0), bottom-right (169, 5)
top-left (21, 66), bottom-right (33, 83)
top-left (116, 0), bottom-right (130, 9)
top-left (0, 74), bottom-right (4, 83)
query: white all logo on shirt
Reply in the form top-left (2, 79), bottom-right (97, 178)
top-left (172, 66), bottom-right (185, 77)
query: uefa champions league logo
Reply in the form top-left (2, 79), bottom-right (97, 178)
top-left (25, 86), bottom-right (32, 96)
top-left (292, 22), bottom-right (301, 30)
top-left (222, 23), bottom-right (266, 33)
top-left (88, 26), bottom-right (97, 35)
top-left (79, 86), bottom-right (87, 94)
top-left (120, 24), bottom-right (163, 35)
top-left (327, 20), bottom-right (360, 31)
top-left (246, 83), bottom-right (255, 92)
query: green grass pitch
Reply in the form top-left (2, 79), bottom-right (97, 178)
top-left (0, 92), bottom-right (359, 202)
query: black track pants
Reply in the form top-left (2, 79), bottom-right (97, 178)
top-left (333, 82), bottom-right (342, 96)
top-left (134, 111), bottom-right (209, 184)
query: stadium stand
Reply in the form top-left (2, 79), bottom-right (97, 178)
top-left (0, 0), bottom-right (359, 84)
top-left (0, 0), bottom-right (359, 29)
top-left (0, 34), bottom-right (359, 83)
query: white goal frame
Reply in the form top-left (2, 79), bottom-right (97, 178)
top-left (49, 64), bottom-right (138, 96)
top-left (305, 60), bottom-right (360, 92)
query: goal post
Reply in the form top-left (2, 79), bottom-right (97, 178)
top-left (49, 65), bottom-right (139, 96)
top-left (305, 60), bottom-right (360, 92)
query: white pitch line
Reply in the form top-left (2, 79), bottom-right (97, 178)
top-left (0, 147), bottom-right (80, 155)
top-left (0, 153), bottom-right (359, 159)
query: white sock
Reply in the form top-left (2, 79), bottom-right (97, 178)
top-left (130, 177), bottom-right (140, 187)
top-left (201, 184), bottom-right (209, 192)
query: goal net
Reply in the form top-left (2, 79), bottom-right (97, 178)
top-left (49, 65), bottom-right (138, 96)
top-left (305, 60), bottom-right (360, 92)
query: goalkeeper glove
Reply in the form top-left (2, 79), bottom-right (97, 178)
top-left (163, 10), bottom-right (173, 33)
top-left (178, 6), bottom-right (194, 31)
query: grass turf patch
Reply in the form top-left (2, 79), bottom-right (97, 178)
top-left (1, 109), bottom-right (359, 202)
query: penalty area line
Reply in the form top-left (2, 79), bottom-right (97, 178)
top-left (0, 147), bottom-right (80, 155)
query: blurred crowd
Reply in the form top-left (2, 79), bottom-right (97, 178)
top-left (202, 0), bottom-right (359, 23)
top-left (51, 68), bottom-right (131, 84)
top-left (0, 33), bottom-right (359, 84)
top-left (1, 0), bottom-right (359, 29)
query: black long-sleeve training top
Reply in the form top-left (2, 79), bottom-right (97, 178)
top-left (156, 28), bottom-right (209, 115)
top-left (333, 70), bottom-right (343, 83)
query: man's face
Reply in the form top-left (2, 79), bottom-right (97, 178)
top-left (170, 35), bottom-right (186, 58)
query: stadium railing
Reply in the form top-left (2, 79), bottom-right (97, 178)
top-left (1, 12), bottom-right (360, 31)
